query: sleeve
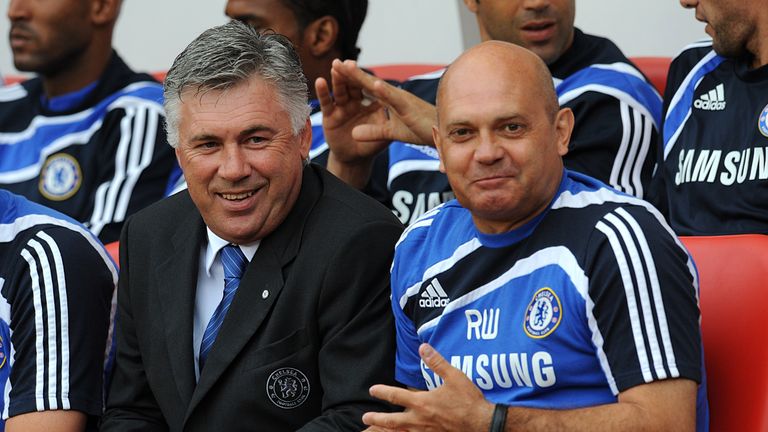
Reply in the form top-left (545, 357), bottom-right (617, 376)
top-left (297, 219), bottom-right (404, 432)
top-left (389, 235), bottom-right (428, 389)
top-left (3, 226), bottom-right (115, 420)
top-left (648, 55), bottom-right (690, 217)
top-left (565, 92), bottom-right (658, 200)
top-left (584, 205), bottom-right (702, 395)
top-left (100, 218), bottom-right (168, 431)
top-left (87, 100), bottom-right (176, 244)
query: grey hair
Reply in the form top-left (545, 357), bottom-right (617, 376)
top-left (163, 20), bottom-right (311, 148)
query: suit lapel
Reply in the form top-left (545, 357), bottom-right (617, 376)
top-left (156, 199), bottom-right (204, 407)
top-left (184, 166), bottom-right (322, 421)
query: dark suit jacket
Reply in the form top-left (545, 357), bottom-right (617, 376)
top-left (101, 165), bottom-right (404, 431)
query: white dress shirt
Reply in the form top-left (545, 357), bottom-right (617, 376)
top-left (193, 228), bottom-right (259, 381)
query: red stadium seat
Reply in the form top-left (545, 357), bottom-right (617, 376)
top-left (630, 56), bottom-right (671, 95)
top-left (679, 234), bottom-right (768, 432)
top-left (365, 63), bottom-right (445, 82)
top-left (105, 241), bottom-right (120, 268)
top-left (3, 75), bottom-right (28, 85)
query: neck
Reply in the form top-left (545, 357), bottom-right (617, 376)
top-left (42, 42), bottom-right (112, 98)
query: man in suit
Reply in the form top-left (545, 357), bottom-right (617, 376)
top-left (101, 21), bottom-right (403, 431)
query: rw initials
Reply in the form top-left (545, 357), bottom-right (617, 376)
top-left (466, 308), bottom-right (500, 340)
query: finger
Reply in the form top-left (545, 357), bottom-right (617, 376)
top-left (315, 77), bottom-right (334, 114)
top-left (369, 384), bottom-right (418, 409)
top-left (352, 124), bottom-right (392, 143)
top-left (331, 64), bottom-right (350, 105)
top-left (419, 343), bottom-right (462, 382)
top-left (371, 80), bottom-right (424, 118)
top-left (362, 411), bottom-right (413, 430)
top-left (339, 60), bottom-right (384, 94)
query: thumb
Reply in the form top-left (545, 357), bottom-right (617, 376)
top-left (419, 343), bottom-right (457, 381)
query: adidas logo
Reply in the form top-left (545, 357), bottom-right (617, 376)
top-left (419, 278), bottom-right (449, 308)
top-left (693, 83), bottom-right (726, 111)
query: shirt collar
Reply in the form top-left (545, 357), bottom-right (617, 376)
top-left (204, 228), bottom-right (260, 276)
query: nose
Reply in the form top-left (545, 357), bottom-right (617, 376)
top-left (523, 0), bottom-right (550, 10)
top-left (680, 0), bottom-right (698, 9)
top-left (218, 144), bottom-right (251, 182)
top-left (474, 131), bottom-right (504, 165)
top-left (8, 0), bottom-right (29, 21)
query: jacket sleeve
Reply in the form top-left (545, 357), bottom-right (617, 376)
top-left (298, 219), bottom-right (404, 431)
top-left (100, 218), bottom-right (169, 432)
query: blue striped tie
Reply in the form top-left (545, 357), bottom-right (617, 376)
top-left (199, 244), bottom-right (247, 371)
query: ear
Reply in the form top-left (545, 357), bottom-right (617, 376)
top-left (432, 125), bottom-right (447, 173)
top-left (90, 0), bottom-right (121, 26)
top-left (301, 16), bottom-right (339, 58)
top-left (554, 108), bottom-right (574, 157)
top-left (463, 0), bottom-right (479, 14)
top-left (298, 118), bottom-right (312, 159)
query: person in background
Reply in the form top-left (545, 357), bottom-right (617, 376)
top-left (0, 189), bottom-right (116, 431)
top-left (318, 0), bottom-right (661, 226)
top-left (648, 0), bottom-right (768, 235)
top-left (362, 41), bottom-right (708, 432)
top-left (0, 0), bottom-right (175, 243)
top-left (102, 21), bottom-right (402, 431)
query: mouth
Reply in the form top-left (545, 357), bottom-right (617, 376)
top-left (9, 28), bottom-right (33, 49)
top-left (520, 20), bottom-right (556, 42)
top-left (218, 190), bottom-right (256, 201)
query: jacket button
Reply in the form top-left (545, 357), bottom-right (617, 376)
top-left (262, 290), bottom-right (269, 299)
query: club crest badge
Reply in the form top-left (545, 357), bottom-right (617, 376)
top-left (39, 153), bottom-right (81, 201)
top-left (524, 287), bottom-right (562, 339)
top-left (759, 103), bottom-right (768, 138)
top-left (266, 367), bottom-right (310, 409)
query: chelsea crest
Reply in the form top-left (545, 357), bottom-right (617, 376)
top-left (39, 153), bottom-right (82, 201)
top-left (524, 287), bottom-right (562, 339)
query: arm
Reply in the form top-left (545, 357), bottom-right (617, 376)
top-left (363, 344), bottom-right (696, 432)
top-left (100, 219), bottom-right (168, 432)
top-left (4, 226), bottom-right (115, 431)
top-left (318, 59), bottom-right (438, 188)
top-left (6, 411), bottom-right (86, 432)
top-left (297, 220), bottom-right (404, 431)
top-left (88, 93), bottom-right (175, 243)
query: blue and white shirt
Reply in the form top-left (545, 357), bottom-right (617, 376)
top-left (0, 53), bottom-right (176, 243)
top-left (391, 170), bottom-right (708, 430)
top-left (649, 39), bottom-right (768, 235)
top-left (0, 190), bottom-right (116, 430)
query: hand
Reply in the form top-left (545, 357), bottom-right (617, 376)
top-left (316, 59), bottom-right (391, 165)
top-left (332, 60), bottom-right (438, 147)
top-left (362, 343), bottom-right (493, 432)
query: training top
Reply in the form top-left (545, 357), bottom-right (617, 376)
top-left (0, 52), bottom-right (175, 243)
top-left (391, 170), bottom-right (708, 430)
top-left (0, 190), bottom-right (116, 431)
top-left (649, 40), bottom-right (768, 235)
top-left (372, 28), bottom-right (662, 226)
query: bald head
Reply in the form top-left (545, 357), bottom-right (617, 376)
top-left (436, 41), bottom-right (559, 123)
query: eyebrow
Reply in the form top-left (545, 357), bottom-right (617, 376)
top-left (188, 125), bottom-right (277, 143)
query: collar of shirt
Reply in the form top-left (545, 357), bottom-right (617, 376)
top-left (204, 228), bottom-right (260, 276)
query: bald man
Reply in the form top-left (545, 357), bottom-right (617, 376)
top-left (363, 41), bottom-right (709, 432)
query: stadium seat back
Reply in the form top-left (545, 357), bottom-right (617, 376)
top-left (679, 234), bottom-right (768, 432)
top-left (365, 63), bottom-right (445, 82)
top-left (105, 241), bottom-right (120, 268)
top-left (630, 56), bottom-right (671, 95)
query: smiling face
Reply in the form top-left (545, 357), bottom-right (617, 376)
top-left (464, 0), bottom-right (575, 65)
top-left (433, 42), bottom-right (572, 234)
top-left (7, 0), bottom-right (94, 74)
top-left (175, 75), bottom-right (311, 244)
